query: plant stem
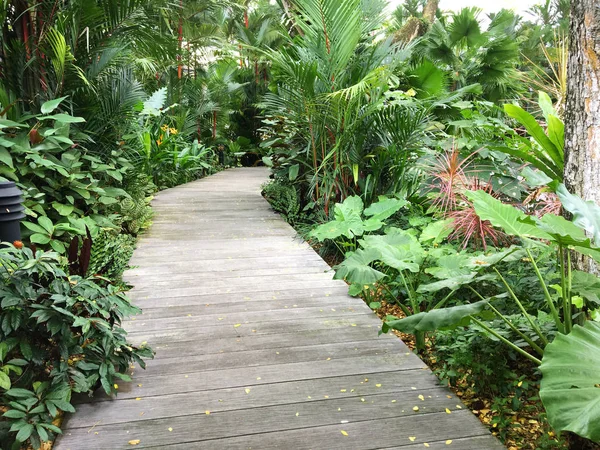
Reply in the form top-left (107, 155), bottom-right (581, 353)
top-left (470, 316), bottom-right (542, 365)
top-left (493, 267), bottom-right (549, 346)
top-left (383, 284), bottom-right (411, 317)
top-left (467, 286), bottom-right (545, 356)
top-left (525, 248), bottom-right (564, 333)
top-left (559, 245), bottom-right (572, 333)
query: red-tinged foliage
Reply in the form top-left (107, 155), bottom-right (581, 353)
top-left (446, 180), bottom-right (508, 250)
top-left (427, 147), bottom-right (476, 214)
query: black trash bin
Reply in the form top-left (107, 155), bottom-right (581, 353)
top-left (0, 181), bottom-right (25, 244)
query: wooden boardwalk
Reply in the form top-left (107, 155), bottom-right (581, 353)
top-left (55, 168), bottom-right (503, 449)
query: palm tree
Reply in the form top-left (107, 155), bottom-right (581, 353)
top-left (260, 0), bottom-right (404, 211)
top-left (416, 7), bottom-right (523, 102)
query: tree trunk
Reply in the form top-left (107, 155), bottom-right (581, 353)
top-left (564, 0), bottom-right (600, 274)
top-left (393, 0), bottom-right (439, 44)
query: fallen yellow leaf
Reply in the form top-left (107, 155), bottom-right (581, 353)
top-left (409, 437), bottom-right (416, 442)
top-left (424, 443), bottom-right (430, 448)
top-left (341, 430), bottom-right (348, 436)
top-left (418, 395), bottom-right (424, 401)
top-left (245, 388), bottom-right (251, 394)
top-left (205, 410), bottom-right (210, 415)
top-left (168, 428), bottom-right (173, 432)
top-left (234, 324), bottom-right (241, 328)
top-left (446, 440), bottom-right (453, 445)
top-left (135, 397), bottom-right (142, 401)
top-left (445, 408), bottom-right (452, 414)
top-left (296, 412), bottom-right (299, 417)
top-left (340, 389), bottom-right (347, 392)
top-left (375, 384), bottom-right (382, 388)
top-left (413, 406), bottom-right (419, 411)
top-left (128, 440), bottom-right (140, 446)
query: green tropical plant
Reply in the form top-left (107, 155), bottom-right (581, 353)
top-left (539, 321), bottom-right (600, 443)
top-left (0, 245), bottom-right (152, 449)
top-left (417, 7), bottom-right (523, 102)
top-left (260, 0), bottom-right (402, 211)
top-left (502, 92), bottom-right (564, 183)
top-left (0, 98), bottom-right (130, 252)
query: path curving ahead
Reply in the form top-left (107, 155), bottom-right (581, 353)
top-left (55, 168), bottom-right (503, 449)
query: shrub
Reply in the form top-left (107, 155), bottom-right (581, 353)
top-left (0, 245), bottom-right (152, 449)
top-left (262, 180), bottom-right (301, 225)
top-left (87, 231), bottom-right (137, 281)
top-left (0, 98), bottom-right (130, 253)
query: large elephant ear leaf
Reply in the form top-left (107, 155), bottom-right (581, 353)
top-left (466, 190), bottom-right (551, 240)
top-left (557, 184), bottom-right (600, 246)
top-left (363, 196), bottom-right (407, 221)
top-left (333, 247), bottom-right (385, 285)
top-left (383, 300), bottom-right (489, 334)
top-left (310, 196), bottom-right (366, 241)
top-left (540, 321), bottom-right (600, 443)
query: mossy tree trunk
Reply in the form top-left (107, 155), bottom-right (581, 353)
top-left (393, 0), bottom-right (439, 44)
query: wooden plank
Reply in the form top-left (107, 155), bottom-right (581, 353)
top-left (66, 370), bottom-right (445, 428)
top-left (123, 339), bottom-right (405, 378)
top-left (130, 326), bottom-right (394, 358)
top-left (78, 354), bottom-right (426, 401)
top-left (56, 407), bottom-right (498, 449)
top-left (54, 168), bottom-right (499, 450)
top-left (160, 429), bottom-right (503, 450)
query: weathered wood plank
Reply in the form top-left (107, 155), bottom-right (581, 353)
top-left (66, 370), bottom-right (445, 428)
top-left (54, 168), bottom-right (500, 450)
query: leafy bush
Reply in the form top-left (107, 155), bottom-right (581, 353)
top-left (87, 231), bottom-right (137, 281)
top-left (0, 245), bottom-right (152, 449)
top-left (262, 180), bottom-right (301, 225)
top-left (0, 98), bottom-right (130, 252)
top-left (119, 173), bottom-right (155, 236)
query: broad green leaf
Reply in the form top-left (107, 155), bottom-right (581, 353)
top-left (0, 371), bottom-right (11, 390)
top-left (16, 423), bottom-right (34, 443)
top-left (540, 321), bottom-right (600, 442)
top-left (557, 184), bottom-right (600, 245)
top-left (40, 96), bottom-right (68, 114)
top-left (22, 222), bottom-right (46, 234)
top-left (52, 202), bottom-right (74, 216)
top-left (504, 103), bottom-right (562, 172)
top-left (30, 234), bottom-right (51, 245)
top-left (417, 274), bottom-right (476, 293)
top-left (425, 254), bottom-right (473, 279)
top-left (6, 388), bottom-right (35, 398)
top-left (538, 91), bottom-right (556, 122)
top-left (571, 271), bottom-right (600, 305)
top-left (522, 166), bottom-right (553, 188)
top-left (37, 114), bottom-right (85, 123)
top-left (38, 216), bottom-right (54, 234)
top-left (288, 164), bottom-right (299, 181)
top-left (466, 190), bottom-right (551, 240)
top-left (0, 119), bottom-right (27, 129)
top-left (419, 219), bottom-right (454, 244)
top-left (384, 300), bottom-right (489, 333)
top-left (360, 228), bottom-right (424, 271)
top-left (363, 196), bottom-right (407, 221)
top-left (0, 147), bottom-right (13, 168)
top-left (310, 196), bottom-right (366, 241)
top-left (333, 247), bottom-right (386, 285)
top-left (547, 115), bottom-right (564, 157)
top-left (533, 213), bottom-right (590, 247)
